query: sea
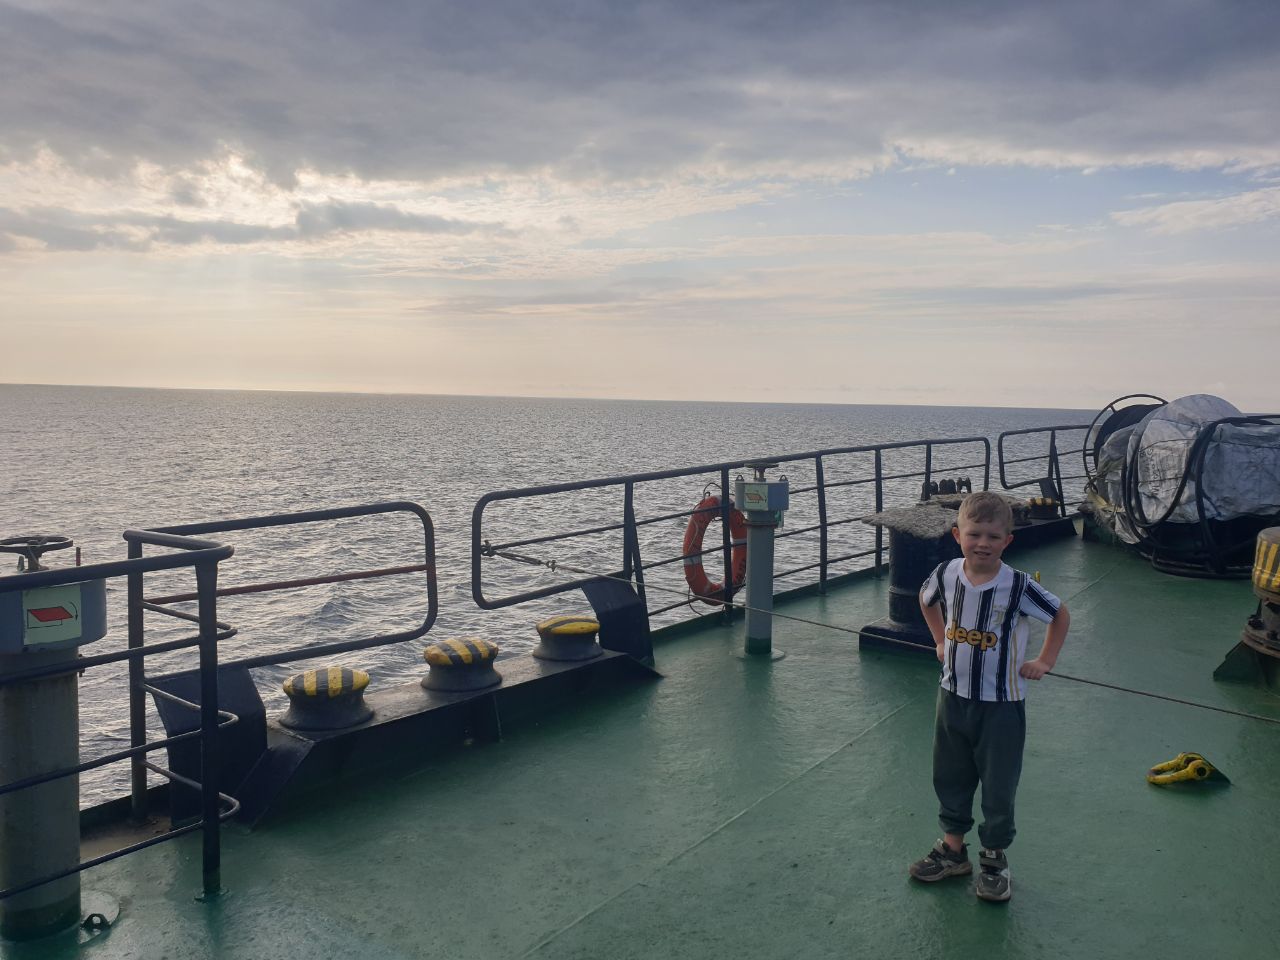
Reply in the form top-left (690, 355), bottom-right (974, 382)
top-left (1, 384), bottom-right (1091, 804)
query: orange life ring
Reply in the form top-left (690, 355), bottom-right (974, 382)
top-left (683, 495), bottom-right (747, 605)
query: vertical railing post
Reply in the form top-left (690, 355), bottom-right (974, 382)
top-left (622, 481), bottom-right (648, 610)
top-left (981, 439), bottom-right (991, 492)
top-left (1049, 431), bottom-right (1066, 517)
top-left (126, 538), bottom-right (148, 823)
top-left (924, 443), bottom-right (933, 494)
top-left (719, 467), bottom-right (733, 617)
top-left (195, 561), bottom-right (222, 899)
top-left (815, 456), bottom-right (828, 592)
top-left (874, 449), bottom-right (884, 574)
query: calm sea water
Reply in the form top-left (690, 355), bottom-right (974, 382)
top-left (1, 384), bottom-right (1089, 803)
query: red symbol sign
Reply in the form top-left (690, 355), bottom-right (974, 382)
top-left (27, 606), bottom-right (74, 625)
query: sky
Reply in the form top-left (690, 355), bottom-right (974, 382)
top-left (1, 0), bottom-right (1278, 410)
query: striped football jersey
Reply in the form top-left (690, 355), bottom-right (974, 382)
top-left (920, 559), bottom-right (1061, 702)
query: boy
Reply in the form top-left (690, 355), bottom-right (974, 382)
top-left (908, 491), bottom-right (1070, 902)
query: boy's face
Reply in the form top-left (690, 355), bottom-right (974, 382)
top-left (952, 515), bottom-right (1014, 571)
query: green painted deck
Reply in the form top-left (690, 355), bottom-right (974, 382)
top-left (9, 534), bottom-right (1280, 959)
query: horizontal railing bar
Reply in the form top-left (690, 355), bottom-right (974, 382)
top-left (0, 632), bottom-right (219, 688)
top-left (816, 475), bottom-right (881, 490)
top-left (825, 548), bottom-right (878, 565)
top-left (496, 500), bottom-right (738, 552)
top-left (145, 562), bottom-right (431, 605)
top-left (488, 521), bottom-right (629, 553)
top-left (997, 424), bottom-right (1089, 439)
top-left (475, 436), bottom-right (989, 504)
top-left (139, 684), bottom-right (240, 724)
top-left (825, 515), bottom-right (872, 529)
top-left (649, 597), bottom-right (695, 616)
top-left (0, 784), bottom-right (239, 901)
top-left (0, 546), bottom-right (231, 594)
top-left (1001, 452), bottom-right (1056, 467)
top-left (634, 507), bottom-right (704, 528)
top-left (775, 559), bottom-right (827, 578)
top-left (775, 521), bottom-right (824, 537)
top-left (149, 500), bottom-right (431, 538)
top-left (775, 526), bottom-right (821, 541)
top-left (0, 729), bottom-right (200, 798)
top-left (473, 437), bottom-right (990, 610)
top-left (819, 459), bottom-right (985, 490)
top-left (1, 820), bottom-right (201, 901)
top-left (641, 551), bottom-right (704, 572)
top-left (140, 600), bottom-right (235, 632)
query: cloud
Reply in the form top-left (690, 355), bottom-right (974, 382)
top-left (0, 200), bottom-right (502, 251)
top-left (1111, 186), bottom-right (1280, 234)
top-left (2, 1), bottom-right (1278, 188)
top-left (293, 200), bottom-right (501, 238)
top-left (0, 206), bottom-right (147, 252)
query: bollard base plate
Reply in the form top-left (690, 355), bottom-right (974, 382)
top-left (736, 649), bottom-right (786, 661)
top-left (858, 618), bottom-right (936, 656)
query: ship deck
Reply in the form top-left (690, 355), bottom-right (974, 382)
top-left (11, 533), bottom-right (1280, 959)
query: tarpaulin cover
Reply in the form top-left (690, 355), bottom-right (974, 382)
top-left (1093, 395), bottom-right (1280, 537)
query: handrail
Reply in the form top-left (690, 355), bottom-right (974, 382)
top-left (139, 500), bottom-right (439, 671)
top-left (127, 500), bottom-right (439, 827)
top-left (472, 436), bottom-right (990, 612)
top-left (997, 425), bottom-right (1090, 518)
top-left (1, 499), bottom-right (439, 907)
top-left (0, 532), bottom-right (233, 903)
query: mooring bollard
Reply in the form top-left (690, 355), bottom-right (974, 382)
top-left (533, 616), bottom-right (602, 662)
top-left (421, 638), bottom-right (502, 692)
top-left (279, 666), bottom-right (374, 730)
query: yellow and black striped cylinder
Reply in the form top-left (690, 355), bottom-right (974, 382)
top-left (1253, 528), bottom-right (1280, 605)
top-left (280, 665), bottom-right (373, 731)
top-left (532, 615), bottom-right (603, 662)
top-left (421, 638), bottom-right (502, 692)
top-left (1027, 496), bottom-right (1060, 520)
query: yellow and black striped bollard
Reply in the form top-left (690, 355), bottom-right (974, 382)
top-left (533, 616), bottom-right (603, 662)
top-left (421, 638), bottom-right (502, 692)
top-left (280, 665), bottom-right (373, 730)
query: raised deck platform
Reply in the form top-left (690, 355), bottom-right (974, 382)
top-left (14, 536), bottom-right (1280, 959)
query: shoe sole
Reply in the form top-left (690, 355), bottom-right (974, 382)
top-left (975, 883), bottom-right (1011, 902)
top-left (908, 862), bottom-right (972, 882)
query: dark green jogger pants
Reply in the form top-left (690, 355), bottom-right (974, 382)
top-left (933, 687), bottom-right (1026, 850)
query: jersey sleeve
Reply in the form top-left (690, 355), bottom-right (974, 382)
top-left (1019, 579), bottom-right (1061, 624)
top-left (920, 561), bottom-right (947, 608)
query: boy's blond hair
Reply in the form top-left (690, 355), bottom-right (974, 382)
top-left (957, 491), bottom-right (1014, 533)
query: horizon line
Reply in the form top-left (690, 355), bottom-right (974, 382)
top-left (0, 380), bottom-right (1094, 413)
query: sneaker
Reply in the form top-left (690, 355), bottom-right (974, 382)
top-left (975, 848), bottom-right (1011, 901)
top-left (908, 839), bottom-right (972, 882)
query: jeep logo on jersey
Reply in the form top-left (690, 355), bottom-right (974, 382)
top-left (946, 624), bottom-right (999, 650)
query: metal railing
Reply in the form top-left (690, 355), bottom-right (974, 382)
top-left (1, 500), bottom-right (438, 906)
top-left (129, 501), bottom-right (439, 820)
top-left (996, 424), bottom-right (1090, 517)
top-left (0, 531), bottom-right (237, 902)
top-left (473, 437), bottom-right (990, 617)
